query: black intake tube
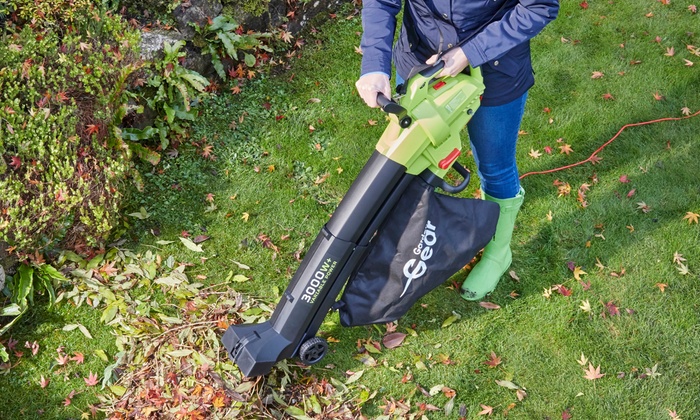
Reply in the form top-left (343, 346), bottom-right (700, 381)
top-left (223, 151), bottom-right (414, 377)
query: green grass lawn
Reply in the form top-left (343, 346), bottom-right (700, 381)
top-left (2, 0), bottom-right (700, 418)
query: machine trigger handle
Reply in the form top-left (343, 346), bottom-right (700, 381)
top-left (377, 94), bottom-right (412, 128)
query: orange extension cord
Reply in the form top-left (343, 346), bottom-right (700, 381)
top-left (519, 109), bottom-right (700, 179)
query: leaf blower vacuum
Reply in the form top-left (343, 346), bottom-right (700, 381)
top-left (222, 63), bottom-right (500, 377)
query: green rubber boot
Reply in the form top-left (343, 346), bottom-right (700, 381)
top-left (460, 187), bottom-right (525, 301)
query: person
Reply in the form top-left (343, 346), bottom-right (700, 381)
top-left (355, 0), bottom-right (559, 301)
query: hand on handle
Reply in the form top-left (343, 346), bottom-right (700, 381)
top-left (355, 72), bottom-right (391, 108)
top-left (426, 48), bottom-right (470, 78)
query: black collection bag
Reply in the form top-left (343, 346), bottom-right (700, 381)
top-left (336, 177), bottom-right (500, 327)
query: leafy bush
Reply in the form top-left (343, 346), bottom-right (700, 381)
top-left (121, 40), bottom-right (210, 152)
top-left (0, 2), bottom-right (140, 253)
top-left (192, 14), bottom-right (272, 80)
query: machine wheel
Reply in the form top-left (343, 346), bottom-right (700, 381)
top-left (298, 337), bottom-right (328, 365)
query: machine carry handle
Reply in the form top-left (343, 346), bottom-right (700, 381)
top-left (439, 161), bottom-right (471, 194)
top-left (420, 161), bottom-right (472, 194)
top-left (377, 93), bottom-right (412, 128)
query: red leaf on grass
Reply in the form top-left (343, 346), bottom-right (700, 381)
top-left (84, 372), bottom-right (99, 386)
top-left (70, 352), bottom-right (84, 364)
top-left (557, 285), bottom-right (573, 296)
top-left (484, 351), bottom-right (502, 368)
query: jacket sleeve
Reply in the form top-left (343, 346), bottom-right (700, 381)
top-left (359, 0), bottom-right (403, 76)
top-left (461, 0), bottom-right (559, 68)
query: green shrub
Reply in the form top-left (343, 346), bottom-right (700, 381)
top-left (0, 2), bottom-right (140, 253)
top-left (192, 14), bottom-right (272, 80)
top-left (120, 40), bottom-right (210, 152)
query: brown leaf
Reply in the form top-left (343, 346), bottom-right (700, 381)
top-left (484, 351), bottom-right (502, 368)
top-left (193, 235), bottom-right (210, 244)
top-left (479, 301), bottom-right (501, 310)
top-left (559, 143), bottom-right (573, 154)
top-left (382, 332), bottom-right (407, 349)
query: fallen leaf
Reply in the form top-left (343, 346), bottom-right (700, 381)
top-left (683, 212), bottom-right (699, 224)
top-left (673, 252), bottom-right (686, 265)
top-left (180, 237), bottom-right (204, 253)
top-left (345, 369), bottom-right (364, 384)
top-left (558, 285), bottom-right (573, 296)
top-left (382, 332), bottom-right (407, 349)
top-left (25, 341), bottom-right (39, 356)
top-left (478, 404), bottom-right (494, 416)
top-left (84, 372), bottom-right (99, 386)
top-left (479, 302), bottom-right (501, 310)
top-left (40, 375), bottom-right (50, 388)
top-left (655, 283), bottom-right (668, 292)
top-left (56, 353), bottom-right (70, 366)
top-left (495, 380), bottom-right (521, 390)
top-left (529, 148), bottom-right (542, 159)
top-left (584, 363), bottom-right (605, 380)
top-left (70, 352), bottom-right (84, 364)
top-left (591, 71), bottom-right (604, 79)
top-left (484, 351), bottom-right (502, 368)
top-left (578, 353), bottom-right (589, 366)
top-left (636, 201), bottom-right (651, 213)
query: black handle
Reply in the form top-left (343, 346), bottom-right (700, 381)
top-left (436, 162), bottom-right (471, 194)
top-left (376, 94), bottom-right (412, 128)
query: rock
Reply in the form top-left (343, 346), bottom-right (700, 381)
top-left (287, 0), bottom-right (350, 34)
top-left (139, 29), bottom-right (186, 60)
top-left (139, 28), bottom-right (215, 79)
top-left (173, 0), bottom-right (223, 39)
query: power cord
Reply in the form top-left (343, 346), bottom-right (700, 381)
top-left (519, 109), bottom-right (700, 179)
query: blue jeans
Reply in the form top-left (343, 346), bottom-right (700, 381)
top-left (395, 74), bottom-right (527, 199)
top-left (467, 92), bottom-right (527, 199)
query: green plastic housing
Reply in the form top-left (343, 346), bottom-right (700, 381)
top-left (375, 67), bottom-right (485, 178)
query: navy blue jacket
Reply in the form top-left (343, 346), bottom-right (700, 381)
top-left (360, 0), bottom-right (559, 106)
